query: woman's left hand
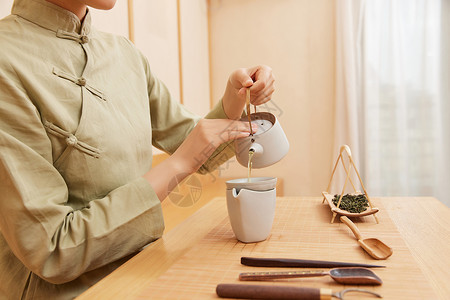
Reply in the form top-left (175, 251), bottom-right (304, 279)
top-left (222, 65), bottom-right (275, 120)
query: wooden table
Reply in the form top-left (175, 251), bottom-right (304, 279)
top-left (77, 197), bottom-right (450, 299)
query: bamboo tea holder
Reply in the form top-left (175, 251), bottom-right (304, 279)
top-left (322, 145), bottom-right (379, 223)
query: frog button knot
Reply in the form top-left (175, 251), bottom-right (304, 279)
top-left (66, 135), bottom-right (78, 146)
top-left (81, 35), bottom-right (89, 44)
top-left (77, 77), bottom-right (86, 86)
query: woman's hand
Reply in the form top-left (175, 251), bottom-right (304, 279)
top-left (172, 119), bottom-right (257, 173)
top-left (143, 119), bottom-right (257, 200)
top-left (222, 65), bottom-right (275, 120)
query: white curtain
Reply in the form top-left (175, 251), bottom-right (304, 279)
top-left (335, 0), bottom-right (449, 206)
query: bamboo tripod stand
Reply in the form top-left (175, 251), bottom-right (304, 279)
top-left (322, 145), bottom-right (379, 223)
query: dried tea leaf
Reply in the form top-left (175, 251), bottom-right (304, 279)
top-left (332, 193), bottom-right (369, 213)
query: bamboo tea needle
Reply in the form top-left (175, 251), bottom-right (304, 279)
top-left (246, 88), bottom-right (253, 135)
top-left (245, 88), bottom-right (253, 135)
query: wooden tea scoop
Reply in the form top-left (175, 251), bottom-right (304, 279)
top-left (239, 267), bottom-right (382, 285)
top-left (216, 283), bottom-right (382, 299)
top-left (341, 216), bottom-right (393, 260)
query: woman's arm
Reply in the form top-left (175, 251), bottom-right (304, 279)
top-left (144, 65), bottom-right (275, 201)
top-left (144, 118), bottom-right (256, 200)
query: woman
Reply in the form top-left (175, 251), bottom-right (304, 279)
top-left (0, 0), bottom-right (275, 298)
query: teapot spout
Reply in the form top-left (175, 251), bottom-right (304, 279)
top-left (249, 143), bottom-right (263, 156)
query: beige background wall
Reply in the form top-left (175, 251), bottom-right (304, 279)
top-left (0, 0), bottom-right (13, 18)
top-left (179, 0), bottom-right (210, 116)
top-left (209, 0), bottom-right (336, 196)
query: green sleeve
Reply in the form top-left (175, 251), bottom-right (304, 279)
top-left (0, 67), bottom-right (164, 284)
top-left (197, 99), bottom-right (238, 174)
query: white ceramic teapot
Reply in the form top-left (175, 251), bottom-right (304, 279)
top-left (235, 112), bottom-right (289, 168)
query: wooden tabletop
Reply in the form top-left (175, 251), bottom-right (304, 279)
top-left (77, 196), bottom-right (450, 299)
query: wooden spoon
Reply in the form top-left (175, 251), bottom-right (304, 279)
top-left (340, 216), bottom-right (393, 260)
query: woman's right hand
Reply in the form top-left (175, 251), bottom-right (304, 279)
top-left (143, 119), bottom-right (257, 201)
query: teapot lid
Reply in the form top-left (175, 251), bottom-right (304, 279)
top-left (240, 112), bottom-right (275, 136)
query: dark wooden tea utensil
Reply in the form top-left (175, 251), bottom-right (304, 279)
top-left (239, 267), bottom-right (382, 285)
top-left (241, 257), bottom-right (385, 268)
top-left (216, 283), bottom-right (382, 299)
top-left (341, 216), bottom-right (393, 260)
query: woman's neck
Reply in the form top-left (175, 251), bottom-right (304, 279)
top-left (45, 0), bottom-right (87, 21)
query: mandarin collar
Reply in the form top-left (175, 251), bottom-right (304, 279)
top-left (11, 0), bottom-right (91, 35)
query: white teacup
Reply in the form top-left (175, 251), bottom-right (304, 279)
top-left (226, 177), bottom-right (277, 243)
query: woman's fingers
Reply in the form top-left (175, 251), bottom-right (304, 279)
top-left (230, 68), bottom-right (254, 92)
top-left (173, 119), bottom-right (257, 173)
top-left (215, 119), bottom-right (257, 143)
top-left (249, 79), bottom-right (275, 105)
top-left (221, 123), bottom-right (258, 141)
top-left (193, 119), bottom-right (256, 147)
top-left (245, 65), bottom-right (275, 105)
